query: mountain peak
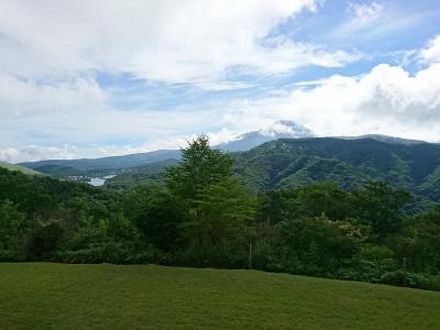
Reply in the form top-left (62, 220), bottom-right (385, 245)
top-left (260, 120), bottom-right (314, 138)
top-left (217, 120), bottom-right (314, 152)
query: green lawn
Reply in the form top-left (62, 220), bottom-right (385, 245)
top-left (1, 263), bottom-right (439, 329)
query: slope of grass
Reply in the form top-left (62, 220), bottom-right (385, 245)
top-left (0, 161), bottom-right (42, 175)
top-left (1, 263), bottom-right (439, 329)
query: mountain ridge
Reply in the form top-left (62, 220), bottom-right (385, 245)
top-left (19, 120), bottom-right (314, 173)
top-left (103, 136), bottom-right (440, 210)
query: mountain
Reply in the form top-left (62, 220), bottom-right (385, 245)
top-left (233, 137), bottom-right (440, 209)
top-left (19, 121), bottom-right (312, 175)
top-left (104, 137), bottom-right (440, 209)
top-left (217, 120), bottom-right (314, 152)
top-left (20, 149), bottom-right (181, 174)
top-left (341, 134), bottom-right (426, 145)
top-left (19, 125), bottom-right (440, 210)
top-left (0, 161), bottom-right (42, 175)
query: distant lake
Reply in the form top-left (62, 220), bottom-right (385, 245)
top-left (88, 175), bottom-right (116, 187)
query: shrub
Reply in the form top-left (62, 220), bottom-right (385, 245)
top-left (380, 270), bottom-right (431, 289)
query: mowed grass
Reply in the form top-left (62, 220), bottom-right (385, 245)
top-left (1, 263), bottom-right (440, 329)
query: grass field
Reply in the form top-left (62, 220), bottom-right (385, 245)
top-left (1, 263), bottom-right (439, 329)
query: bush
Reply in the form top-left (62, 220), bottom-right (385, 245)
top-left (429, 275), bottom-right (440, 291)
top-left (25, 220), bottom-right (64, 259)
top-left (357, 244), bottom-right (398, 282)
top-left (0, 250), bottom-right (26, 262)
top-left (53, 243), bottom-right (167, 265)
top-left (380, 270), bottom-right (431, 289)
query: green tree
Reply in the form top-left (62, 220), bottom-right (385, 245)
top-left (352, 181), bottom-right (412, 240)
top-left (0, 199), bottom-right (26, 256)
top-left (387, 205), bottom-right (440, 273)
top-left (272, 215), bottom-right (365, 275)
top-left (124, 184), bottom-right (184, 251)
top-left (25, 219), bottom-right (64, 259)
top-left (166, 136), bottom-right (256, 265)
top-left (166, 135), bottom-right (233, 200)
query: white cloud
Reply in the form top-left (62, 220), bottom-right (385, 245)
top-left (0, 0), bottom-right (355, 88)
top-left (420, 35), bottom-right (440, 64)
top-left (4, 56), bottom-right (440, 162)
top-left (0, 145), bottom-right (78, 163)
top-left (98, 128), bottom-right (237, 157)
top-left (0, 73), bottom-right (106, 116)
top-left (230, 60), bottom-right (440, 142)
top-left (1, 2), bottom-right (439, 163)
top-left (0, 0), bottom-right (363, 162)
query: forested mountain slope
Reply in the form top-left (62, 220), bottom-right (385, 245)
top-left (107, 137), bottom-right (440, 207)
top-left (0, 161), bottom-right (41, 176)
top-left (235, 138), bottom-right (440, 201)
top-left (17, 136), bottom-right (440, 209)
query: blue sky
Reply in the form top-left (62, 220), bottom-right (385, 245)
top-left (0, 0), bottom-right (439, 162)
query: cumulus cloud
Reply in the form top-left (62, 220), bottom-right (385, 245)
top-left (0, 73), bottom-right (106, 116)
top-left (1, 1), bottom-right (439, 163)
top-left (99, 51), bottom-right (440, 151)
top-left (0, 0), bottom-right (355, 88)
top-left (229, 61), bottom-right (440, 142)
top-left (0, 145), bottom-right (78, 163)
top-left (98, 128), bottom-right (237, 157)
top-left (420, 35), bottom-right (440, 64)
top-left (3, 55), bottom-right (440, 162)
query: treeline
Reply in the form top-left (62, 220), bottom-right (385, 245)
top-left (1, 137), bottom-right (440, 291)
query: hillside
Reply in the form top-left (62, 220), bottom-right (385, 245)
top-left (14, 135), bottom-right (440, 208)
top-left (103, 137), bottom-right (440, 208)
top-left (234, 138), bottom-right (440, 198)
top-left (104, 158), bottom-right (178, 189)
top-left (0, 167), bottom-right (118, 217)
top-left (20, 149), bottom-right (181, 173)
top-left (0, 161), bottom-right (41, 175)
top-left (1, 263), bottom-right (439, 329)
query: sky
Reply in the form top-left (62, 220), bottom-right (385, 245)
top-left (0, 0), bottom-right (440, 163)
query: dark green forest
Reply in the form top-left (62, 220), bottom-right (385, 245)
top-left (104, 137), bottom-right (440, 213)
top-left (2, 136), bottom-right (440, 291)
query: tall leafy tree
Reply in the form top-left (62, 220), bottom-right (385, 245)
top-left (166, 135), bottom-right (233, 200)
top-left (166, 136), bottom-right (256, 263)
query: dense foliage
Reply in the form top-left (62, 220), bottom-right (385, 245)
top-left (106, 137), bottom-right (440, 212)
top-left (234, 138), bottom-right (440, 210)
top-left (1, 136), bottom-right (440, 291)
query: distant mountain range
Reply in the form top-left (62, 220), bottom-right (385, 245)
top-left (20, 149), bottom-right (181, 176)
top-left (17, 121), bottom-right (440, 209)
top-left (104, 136), bottom-right (440, 209)
top-left (19, 120), bottom-right (314, 175)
